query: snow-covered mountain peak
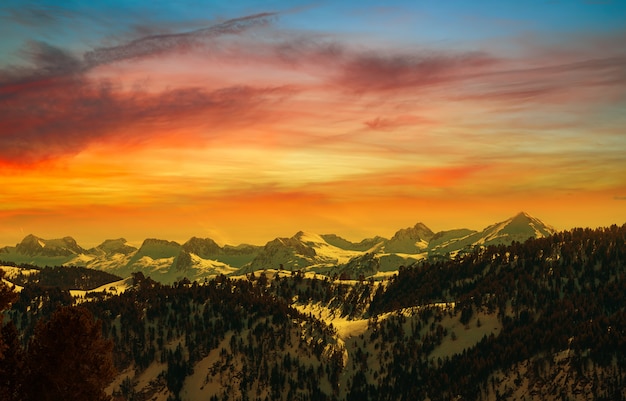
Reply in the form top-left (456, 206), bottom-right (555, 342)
top-left (390, 222), bottom-right (435, 241)
top-left (292, 231), bottom-right (327, 245)
top-left (138, 238), bottom-right (181, 255)
top-left (90, 238), bottom-right (137, 256)
top-left (15, 234), bottom-right (84, 256)
top-left (384, 222), bottom-right (434, 253)
top-left (16, 234), bottom-right (44, 250)
top-left (182, 237), bottom-right (221, 257)
top-left (320, 234), bottom-right (386, 252)
top-left (426, 213), bottom-right (555, 256)
top-left (450, 212), bottom-right (555, 250)
top-left (486, 212), bottom-right (555, 241)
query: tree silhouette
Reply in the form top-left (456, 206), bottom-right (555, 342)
top-left (0, 270), bottom-right (18, 359)
top-left (0, 322), bottom-right (25, 401)
top-left (25, 306), bottom-right (116, 401)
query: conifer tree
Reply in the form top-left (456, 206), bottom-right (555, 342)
top-left (0, 322), bottom-right (25, 401)
top-left (0, 270), bottom-right (17, 357)
top-left (0, 272), bottom-right (21, 401)
top-left (25, 306), bottom-right (116, 401)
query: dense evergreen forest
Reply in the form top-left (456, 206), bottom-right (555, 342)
top-left (1, 262), bottom-right (122, 290)
top-left (1, 224), bottom-right (625, 400)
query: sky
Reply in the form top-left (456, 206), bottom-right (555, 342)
top-left (1, 0), bottom-right (625, 247)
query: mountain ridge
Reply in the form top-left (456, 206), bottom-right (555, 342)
top-left (0, 212), bottom-right (556, 283)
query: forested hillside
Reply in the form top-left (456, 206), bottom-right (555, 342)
top-left (1, 224), bottom-right (625, 401)
top-left (1, 263), bottom-right (122, 290)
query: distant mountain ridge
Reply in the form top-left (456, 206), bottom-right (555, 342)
top-left (0, 212), bottom-right (555, 283)
top-left (427, 212), bottom-right (555, 255)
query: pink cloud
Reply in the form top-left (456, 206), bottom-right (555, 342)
top-left (0, 78), bottom-right (294, 165)
top-left (364, 115), bottom-right (437, 131)
top-left (334, 51), bottom-right (498, 93)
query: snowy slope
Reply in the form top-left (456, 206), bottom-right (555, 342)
top-left (383, 222), bottom-right (434, 253)
top-left (87, 238), bottom-right (138, 257)
top-left (70, 276), bottom-right (136, 299)
top-left (182, 237), bottom-right (259, 267)
top-left (0, 265), bottom-right (39, 279)
top-left (320, 234), bottom-right (385, 252)
top-left (428, 212), bottom-right (555, 255)
top-left (239, 231), bottom-right (364, 273)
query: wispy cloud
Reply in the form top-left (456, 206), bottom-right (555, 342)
top-left (83, 13), bottom-right (277, 67)
top-left (0, 12), bottom-right (281, 165)
top-left (1, 13), bottom-right (277, 88)
top-left (364, 115), bottom-right (437, 131)
top-left (452, 54), bottom-right (626, 106)
top-left (0, 81), bottom-right (292, 165)
top-left (334, 51), bottom-right (497, 93)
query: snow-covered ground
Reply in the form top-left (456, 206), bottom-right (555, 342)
top-left (0, 265), bottom-right (39, 279)
top-left (297, 232), bottom-right (365, 265)
top-left (70, 276), bottom-right (135, 300)
top-left (0, 265), bottom-right (38, 293)
top-left (293, 302), bottom-right (370, 340)
top-left (429, 311), bottom-right (501, 360)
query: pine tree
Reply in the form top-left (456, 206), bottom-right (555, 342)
top-left (0, 322), bottom-right (25, 401)
top-left (0, 270), bottom-right (18, 359)
top-left (25, 306), bottom-right (116, 401)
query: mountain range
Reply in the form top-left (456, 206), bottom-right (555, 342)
top-left (2, 217), bottom-right (625, 401)
top-left (0, 212), bottom-right (555, 283)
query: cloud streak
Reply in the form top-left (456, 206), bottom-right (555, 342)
top-left (0, 80), bottom-right (292, 164)
top-left (335, 51), bottom-right (497, 93)
top-left (83, 13), bottom-right (277, 67)
top-left (1, 12), bottom-right (277, 90)
top-left (0, 12), bottom-right (282, 165)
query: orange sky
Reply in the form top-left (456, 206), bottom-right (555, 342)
top-left (1, 3), bottom-right (625, 247)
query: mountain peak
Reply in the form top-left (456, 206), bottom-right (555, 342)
top-left (19, 233), bottom-right (43, 246)
top-left (182, 237), bottom-right (221, 258)
top-left (320, 234), bottom-right (386, 252)
top-left (482, 212), bottom-right (555, 244)
top-left (512, 211), bottom-right (532, 220)
top-left (91, 238), bottom-right (137, 256)
top-left (292, 230), bottom-right (307, 239)
top-left (15, 234), bottom-right (84, 256)
top-left (385, 222), bottom-right (434, 253)
top-left (140, 238), bottom-right (181, 248)
top-left (292, 231), bottom-right (326, 244)
top-left (413, 222), bottom-right (431, 230)
top-left (390, 222), bottom-right (434, 241)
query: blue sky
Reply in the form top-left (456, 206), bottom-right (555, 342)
top-left (2, 1), bottom-right (625, 55)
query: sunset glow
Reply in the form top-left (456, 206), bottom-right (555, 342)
top-left (1, 1), bottom-right (625, 246)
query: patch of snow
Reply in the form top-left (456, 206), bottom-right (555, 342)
top-left (0, 265), bottom-right (39, 279)
top-left (189, 253), bottom-right (238, 276)
top-left (133, 256), bottom-right (174, 271)
top-left (429, 311), bottom-right (501, 360)
top-left (90, 276), bottom-right (135, 294)
top-left (69, 289), bottom-right (87, 298)
top-left (64, 253), bottom-right (95, 266)
top-left (298, 232), bottom-right (365, 264)
top-left (2, 278), bottom-right (22, 293)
